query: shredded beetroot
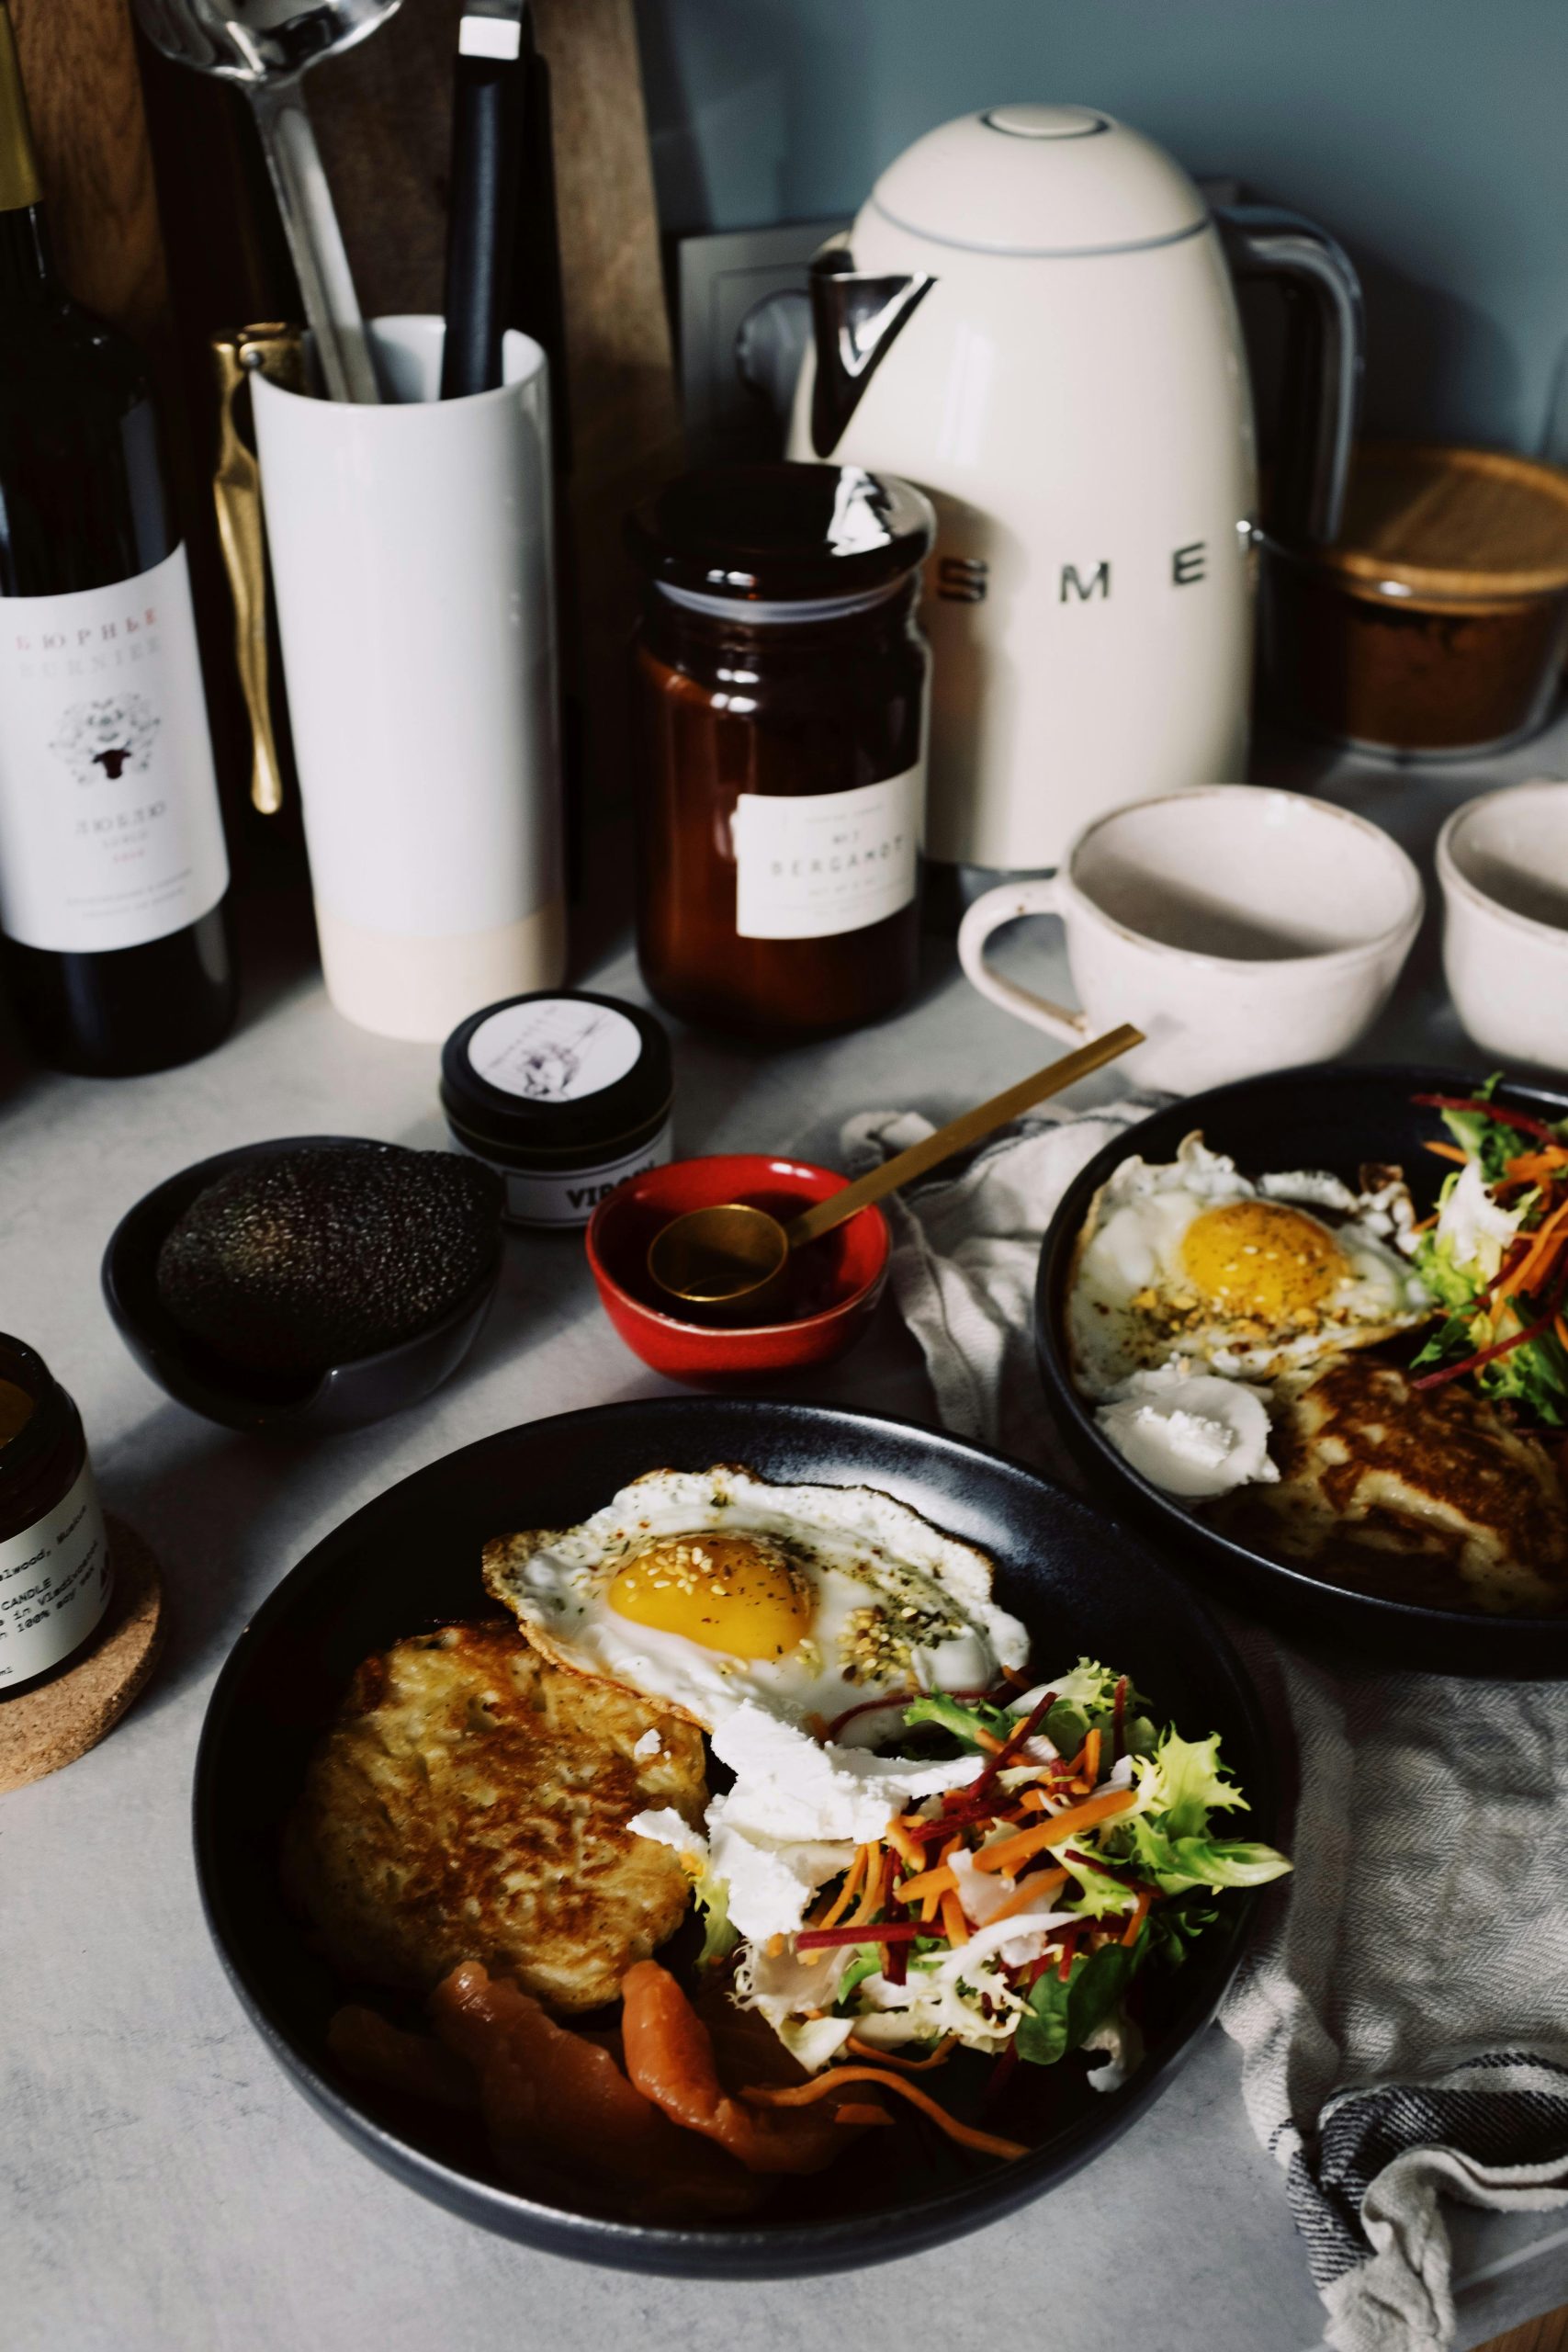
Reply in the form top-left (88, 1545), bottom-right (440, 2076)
top-left (1411, 1279), bottom-right (1568, 1389)
top-left (970, 1689), bottom-right (1059, 1804)
top-left (796, 1921), bottom-right (929, 1951)
top-left (883, 1939), bottom-right (909, 1987)
top-left (1110, 1675), bottom-right (1128, 1769)
top-left (1412, 1092), bottom-right (1558, 1144)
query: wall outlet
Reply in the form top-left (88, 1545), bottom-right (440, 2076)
top-left (677, 218), bottom-right (848, 461)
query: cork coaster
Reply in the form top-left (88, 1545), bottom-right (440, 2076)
top-left (0, 1517), bottom-right (165, 1795)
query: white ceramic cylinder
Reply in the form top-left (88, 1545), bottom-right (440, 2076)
top-left (252, 316), bottom-right (566, 1040)
top-left (1438, 779), bottom-right (1568, 1070)
top-left (957, 786), bottom-right (1423, 1092)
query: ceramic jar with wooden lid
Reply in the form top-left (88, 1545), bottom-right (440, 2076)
top-left (1260, 442), bottom-right (1568, 756)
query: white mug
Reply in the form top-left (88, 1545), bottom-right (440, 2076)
top-left (252, 316), bottom-right (565, 1042)
top-left (1438, 779), bottom-right (1568, 1072)
top-left (957, 786), bottom-right (1423, 1093)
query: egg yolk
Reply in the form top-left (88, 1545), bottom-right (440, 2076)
top-left (605, 1534), bottom-right (813, 1661)
top-left (1179, 1199), bottom-right (1346, 1321)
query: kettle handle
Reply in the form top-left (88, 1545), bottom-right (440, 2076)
top-left (1216, 204), bottom-right (1364, 546)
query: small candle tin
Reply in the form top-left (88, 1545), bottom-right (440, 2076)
top-left (440, 990), bottom-right (674, 1230)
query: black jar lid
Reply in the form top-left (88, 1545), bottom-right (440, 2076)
top-left (625, 462), bottom-right (936, 604)
top-left (441, 991), bottom-right (673, 1159)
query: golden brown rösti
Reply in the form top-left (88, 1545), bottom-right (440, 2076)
top-left (284, 1622), bottom-right (706, 2009)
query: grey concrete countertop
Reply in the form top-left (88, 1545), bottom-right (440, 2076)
top-left (5, 721), bottom-right (1568, 2352)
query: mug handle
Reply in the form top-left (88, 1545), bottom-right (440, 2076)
top-left (956, 880), bottom-right (1091, 1042)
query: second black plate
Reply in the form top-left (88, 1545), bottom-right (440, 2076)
top-left (1035, 1062), bottom-right (1568, 1675)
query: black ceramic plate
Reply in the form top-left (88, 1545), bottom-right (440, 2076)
top-left (193, 1396), bottom-right (1274, 2278)
top-left (1035, 1063), bottom-right (1568, 1676)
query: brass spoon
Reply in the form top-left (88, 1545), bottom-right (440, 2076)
top-left (647, 1023), bottom-right (1144, 1323)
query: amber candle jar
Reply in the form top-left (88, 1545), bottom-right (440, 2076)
top-left (626, 464), bottom-right (935, 1042)
top-left (0, 1332), bottom-right (110, 1694)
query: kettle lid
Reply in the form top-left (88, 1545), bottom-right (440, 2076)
top-left (869, 105), bottom-right (1207, 256)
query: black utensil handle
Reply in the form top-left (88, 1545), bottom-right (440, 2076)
top-left (441, 24), bottom-right (525, 400)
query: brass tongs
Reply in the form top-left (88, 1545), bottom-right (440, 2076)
top-left (210, 323), bottom-right (306, 815)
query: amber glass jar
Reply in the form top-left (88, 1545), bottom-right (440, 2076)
top-left (0, 1332), bottom-right (110, 1694)
top-left (627, 463), bottom-right (935, 1042)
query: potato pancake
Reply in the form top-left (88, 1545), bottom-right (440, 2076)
top-left (1206, 1354), bottom-right (1568, 1615)
top-left (284, 1621), bottom-right (707, 2010)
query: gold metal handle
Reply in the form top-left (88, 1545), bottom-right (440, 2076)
top-left (784, 1023), bottom-right (1146, 1250)
top-left (209, 323), bottom-right (305, 816)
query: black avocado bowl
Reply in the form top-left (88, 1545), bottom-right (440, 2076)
top-left (1034, 1063), bottom-right (1568, 1678)
top-left (193, 1396), bottom-right (1275, 2278)
top-left (101, 1135), bottom-right (502, 1435)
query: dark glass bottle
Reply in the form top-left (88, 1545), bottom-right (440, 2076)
top-left (627, 463), bottom-right (934, 1044)
top-left (0, 4), bottom-right (235, 1076)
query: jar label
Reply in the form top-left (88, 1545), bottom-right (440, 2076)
top-left (456, 1114), bottom-right (675, 1228)
top-left (0, 1457), bottom-right (111, 1687)
top-left (732, 767), bottom-right (921, 940)
top-left (467, 999), bottom-right (644, 1102)
top-left (0, 547), bottom-right (230, 953)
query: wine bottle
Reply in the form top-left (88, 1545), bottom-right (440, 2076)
top-left (0, 4), bottom-right (235, 1077)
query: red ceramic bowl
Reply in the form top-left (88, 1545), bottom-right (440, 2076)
top-left (585, 1153), bottom-right (890, 1382)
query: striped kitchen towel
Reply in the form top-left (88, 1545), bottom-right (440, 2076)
top-left (842, 1100), bottom-right (1568, 2352)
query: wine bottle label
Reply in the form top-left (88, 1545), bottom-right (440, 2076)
top-left (0, 1456), bottom-right (111, 1687)
top-left (732, 766), bottom-right (922, 941)
top-left (0, 545), bottom-right (230, 954)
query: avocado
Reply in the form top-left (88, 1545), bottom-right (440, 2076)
top-left (155, 1142), bottom-right (502, 1377)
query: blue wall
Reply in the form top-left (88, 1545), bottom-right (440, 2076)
top-left (636, 0), bottom-right (1568, 455)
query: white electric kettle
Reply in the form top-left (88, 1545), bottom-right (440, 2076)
top-left (786, 104), bottom-right (1362, 876)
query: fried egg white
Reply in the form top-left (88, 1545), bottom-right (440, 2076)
top-left (481, 1464), bottom-right (1030, 1737)
top-left (1067, 1134), bottom-right (1432, 1402)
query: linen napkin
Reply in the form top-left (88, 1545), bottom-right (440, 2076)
top-left (842, 1101), bottom-right (1568, 2352)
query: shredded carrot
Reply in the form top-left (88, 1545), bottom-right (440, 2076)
top-left (987, 1866), bottom-right (1070, 1925)
top-left (895, 1862), bottom-right (956, 1907)
top-left (973, 1787), bottom-right (1137, 1875)
top-left (1556, 1313), bottom-right (1568, 1353)
top-left (1424, 1141), bottom-right (1468, 1164)
top-left (1512, 1191), bottom-right (1568, 1294)
top-left (940, 1890), bottom-right (968, 1948)
top-left (813, 1845), bottom-right (868, 1930)
top-left (742, 2066), bottom-right (1028, 2162)
top-left (1409, 1209), bottom-right (1439, 1234)
top-left (1080, 1726), bottom-right (1101, 1787)
top-left (885, 1818), bottom-right (923, 1871)
top-left (846, 2033), bottom-right (957, 2072)
top-left (831, 2102), bottom-right (895, 2128)
top-left (969, 1727), bottom-right (1005, 1753)
top-left (1020, 1787), bottom-right (1051, 1814)
top-left (1505, 1148), bottom-right (1568, 1183)
top-left (846, 1848), bottom-right (887, 1930)
top-left (1121, 1887), bottom-right (1153, 1947)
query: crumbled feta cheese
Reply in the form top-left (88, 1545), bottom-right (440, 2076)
top-left (1095, 1365), bottom-right (1278, 1499)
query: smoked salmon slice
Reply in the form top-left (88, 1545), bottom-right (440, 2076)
top-left (620, 1961), bottom-right (887, 2173)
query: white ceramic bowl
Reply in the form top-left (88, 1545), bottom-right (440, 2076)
top-left (1438, 779), bottom-right (1568, 1070)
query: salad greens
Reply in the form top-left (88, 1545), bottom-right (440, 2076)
top-left (1407, 1079), bottom-right (1568, 1423)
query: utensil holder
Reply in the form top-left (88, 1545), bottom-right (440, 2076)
top-left (251, 315), bottom-right (565, 1040)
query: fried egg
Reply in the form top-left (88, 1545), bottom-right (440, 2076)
top-left (1067, 1134), bottom-right (1431, 1402)
top-left (481, 1464), bottom-right (1030, 1737)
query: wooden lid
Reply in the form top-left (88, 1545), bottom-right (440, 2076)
top-left (1312, 443), bottom-right (1568, 599)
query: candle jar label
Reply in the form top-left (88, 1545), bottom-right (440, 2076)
top-left (0, 1458), bottom-right (111, 1685)
top-left (732, 767), bottom-right (922, 941)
